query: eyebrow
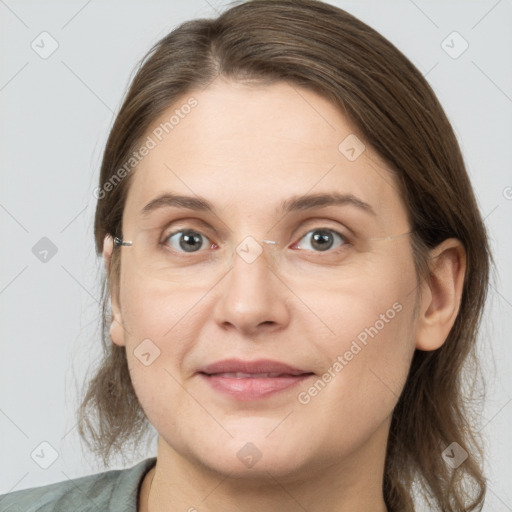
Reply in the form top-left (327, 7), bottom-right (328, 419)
top-left (140, 192), bottom-right (376, 217)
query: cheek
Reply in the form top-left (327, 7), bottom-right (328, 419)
top-left (299, 249), bottom-right (418, 439)
top-left (117, 273), bottom-right (200, 411)
top-left (119, 261), bottom-right (205, 342)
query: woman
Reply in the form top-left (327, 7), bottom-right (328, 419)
top-left (0, 0), bottom-right (490, 511)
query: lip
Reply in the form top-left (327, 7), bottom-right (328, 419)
top-left (199, 358), bottom-right (310, 376)
top-left (198, 358), bottom-right (315, 401)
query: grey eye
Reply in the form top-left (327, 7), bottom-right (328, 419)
top-left (165, 230), bottom-right (210, 253)
top-left (295, 229), bottom-right (346, 252)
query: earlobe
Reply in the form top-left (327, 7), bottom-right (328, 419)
top-left (103, 234), bottom-right (126, 347)
top-left (109, 313), bottom-right (126, 347)
top-left (414, 238), bottom-right (466, 351)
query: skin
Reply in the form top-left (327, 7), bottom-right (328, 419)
top-left (103, 78), bottom-right (466, 512)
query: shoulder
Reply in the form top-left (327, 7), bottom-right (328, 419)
top-left (0, 457), bottom-right (156, 512)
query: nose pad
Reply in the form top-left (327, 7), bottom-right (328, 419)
top-left (261, 239), bottom-right (281, 271)
top-left (227, 237), bottom-right (281, 273)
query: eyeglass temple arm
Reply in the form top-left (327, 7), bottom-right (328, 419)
top-left (368, 230), bottom-right (414, 241)
top-left (113, 236), bottom-right (133, 247)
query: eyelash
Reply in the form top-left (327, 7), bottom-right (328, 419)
top-left (160, 226), bottom-right (350, 256)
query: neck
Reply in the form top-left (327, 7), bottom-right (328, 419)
top-left (139, 421), bottom-right (390, 512)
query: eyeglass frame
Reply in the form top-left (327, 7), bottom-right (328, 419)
top-left (112, 236), bottom-right (282, 248)
top-left (112, 230), bottom-right (414, 249)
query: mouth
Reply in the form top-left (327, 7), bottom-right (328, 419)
top-left (202, 371), bottom-right (309, 378)
top-left (198, 357), bottom-right (311, 376)
top-left (197, 359), bottom-right (315, 400)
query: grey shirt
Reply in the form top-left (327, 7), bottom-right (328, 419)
top-left (0, 457), bottom-right (157, 512)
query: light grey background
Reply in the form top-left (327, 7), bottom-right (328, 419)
top-left (1, 0), bottom-right (511, 509)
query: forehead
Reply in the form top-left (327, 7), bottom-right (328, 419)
top-left (123, 78), bottom-right (407, 228)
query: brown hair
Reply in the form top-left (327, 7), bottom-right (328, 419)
top-left (78, 1), bottom-right (491, 510)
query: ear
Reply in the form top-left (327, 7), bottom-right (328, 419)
top-left (103, 234), bottom-right (126, 347)
top-left (414, 238), bottom-right (466, 351)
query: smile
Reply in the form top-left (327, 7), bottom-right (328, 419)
top-left (199, 373), bottom-right (314, 400)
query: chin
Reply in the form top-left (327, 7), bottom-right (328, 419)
top-left (201, 449), bottom-right (309, 482)
top-left (191, 431), bottom-right (314, 481)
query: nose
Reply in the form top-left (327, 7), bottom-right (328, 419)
top-left (212, 237), bottom-right (290, 336)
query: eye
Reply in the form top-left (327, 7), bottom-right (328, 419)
top-left (161, 227), bottom-right (348, 255)
top-left (292, 228), bottom-right (347, 253)
top-left (163, 229), bottom-right (215, 253)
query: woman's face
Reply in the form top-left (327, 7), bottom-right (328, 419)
top-left (108, 78), bottom-right (420, 481)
